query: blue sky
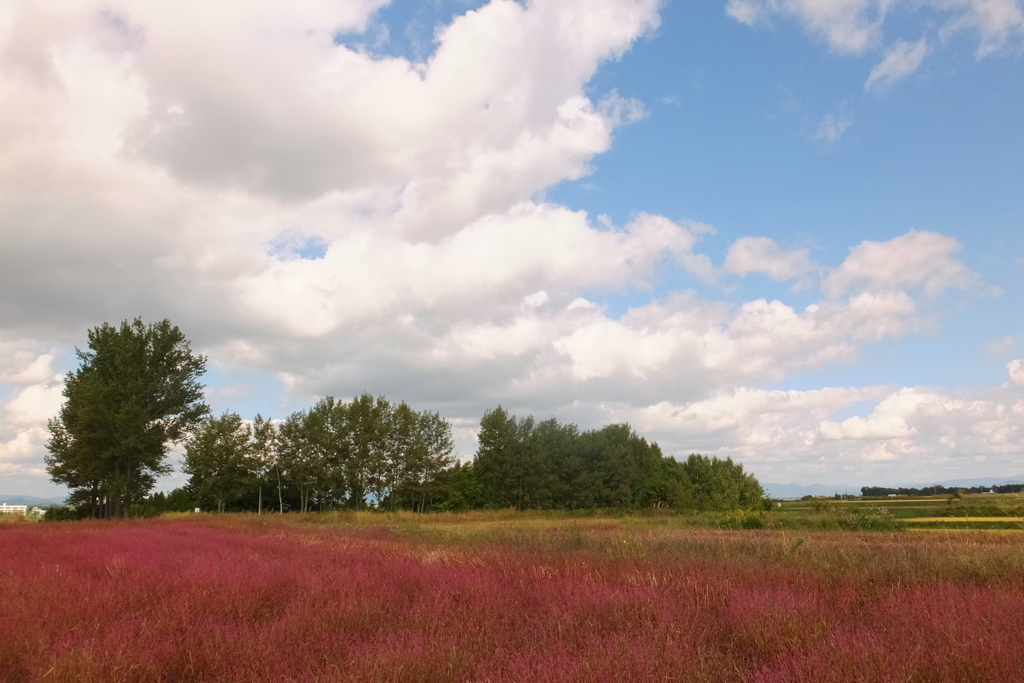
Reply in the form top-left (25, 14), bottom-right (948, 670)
top-left (1, 0), bottom-right (1022, 496)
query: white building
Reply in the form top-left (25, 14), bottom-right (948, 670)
top-left (0, 503), bottom-right (28, 515)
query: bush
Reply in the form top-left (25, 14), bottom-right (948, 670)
top-left (809, 499), bottom-right (833, 513)
top-left (741, 514), bottom-right (764, 529)
top-left (42, 505), bottom-right (86, 522)
top-left (838, 506), bottom-right (904, 532)
top-left (712, 510), bottom-right (764, 530)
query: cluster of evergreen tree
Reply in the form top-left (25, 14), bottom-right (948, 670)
top-left (443, 407), bottom-right (764, 512)
top-left (861, 484), bottom-right (1024, 497)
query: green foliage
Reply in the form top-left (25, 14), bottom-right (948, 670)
top-left (42, 505), bottom-right (86, 522)
top-left (837, 506), bottom-right (905, 531)
top-left (938, 497), bottom-right (1024, 518)
top-left (861, 484), bottom-right (1022, 497)
top-left (681, 453), bottom-right (764, 511)
top-left (183, 412), bottom-right (256, 513)
top-left (251, 394), bottom-right (455, 513)
top-left (435, 462), bottom-right (487, 512)
top-left (166, 488), bottom-right (194, 512)
top-left (45, 318), bottom-right (209, 519)
top-left (808, 498), bottom-right (832, 513)
top-left (471, 408), bottom-right (764, 512)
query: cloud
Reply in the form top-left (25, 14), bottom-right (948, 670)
top-left (5, 383), bottom-right (63, 427)
top-left (942, 0), bottom-right (1024, 57)
top-left (812, 111), bottom-right (853, 146)
top-left (0, 0), bottom-right (1004, 491)
top-left (0, 339), bottom-right (61, 384)
top-left (0, 0), bottom-right (659, 239)
top-left (865, 38), bottom-right (929, 91)
top-left (728, 0), bottom-right (1024, 88)
top-left (726, 0), bottom-right (890, 54)
top-left (822, 230), bottom-right (981, 299)
top-left (0, 358), bottom-right (65, 483)
top-left (233, 208), bottom-right (718, 338)
top-left (988, 336), bottom-right (1016, 355)
top-left (1009, 359), bottom-right (1024, 386)
top-left (723, 237), bottom-right (815, 281)
top-left (609, 384), bottom-right (1024, 483)
top-left (1, 354), bottom-right (56, 385)
top-left (820, 388), bottom-right (930, 440)
top-left (432, 277), bottom-right (933, 400)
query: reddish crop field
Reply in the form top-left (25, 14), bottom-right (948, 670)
top-left (2, 515), bottom-right (1023, 682)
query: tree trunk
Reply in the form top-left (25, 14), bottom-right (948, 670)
top-left (277, 471), bottom-right (284, 514)
top-left (125, 454), bottom-right (133, 519)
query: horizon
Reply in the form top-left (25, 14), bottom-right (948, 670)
top-left (1, 0), bottom-right (1023, 499)
top-left (7, 471), bottom-right (1024, 504)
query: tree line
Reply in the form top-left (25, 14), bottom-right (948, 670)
top-left (45, 319), bottom-right (766, 517)
top-left (861, 484), bottom-right (1024, 497)
top-left (183, 396), bottom-right (454, 513)
top-left (458, 407), bottom-right (764, 512)
top-left (175, 406), bottom-right (765, 514)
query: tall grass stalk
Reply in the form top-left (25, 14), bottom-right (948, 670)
top-left (2, 515), bottom-right (1022, 682)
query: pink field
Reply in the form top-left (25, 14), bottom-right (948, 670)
top-left (3, 516), bottom-right (1023, 682)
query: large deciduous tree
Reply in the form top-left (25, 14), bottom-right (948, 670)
top-left (45, 319), bottom-right (209, 518)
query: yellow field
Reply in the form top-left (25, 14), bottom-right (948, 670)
top-left (908, 528), bottom-right (1024, 534)
top-left (904, 517), bottom-right (1024, 523)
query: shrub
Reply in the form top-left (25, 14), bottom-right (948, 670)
top-left (42, 505), bottom-right (85, 522)
top-left (838, 506), bottom-right (904, 532)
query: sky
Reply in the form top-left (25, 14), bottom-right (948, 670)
top-left (1, 0), bottom-right (1023, 498)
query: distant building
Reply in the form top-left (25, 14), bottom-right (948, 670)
top-left (0, 503), bottom-right (28, 515)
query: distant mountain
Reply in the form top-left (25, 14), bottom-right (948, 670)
top-left (761, 483), bottom-right (859, 499)
top-left (0, 495), bottom-right (66, 506)
top-left (896, 475), bottom-right (1024, 488)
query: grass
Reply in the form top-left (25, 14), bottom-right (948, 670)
top-left (770, 492), bottom-right (1024, 531)
top-left (3, 512), bottom-right (1024, 682)
top-left (0, 513), bottom-right (35, 525)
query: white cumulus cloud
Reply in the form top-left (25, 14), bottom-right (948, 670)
top-left (1008, 359), bottom-right (1024, 386)
top-left (0, 0), bottom-right (1008, 492)
top-left (724, 237), bottom-right (815, 281)
top-left (608, 384), bottom-right (1024, 483)
top-left (823, 230), bottom-right (980, 299)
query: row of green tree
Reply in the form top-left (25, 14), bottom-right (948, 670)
top-left (861, 484), bottom-right (1024, 497)
top-left (45, 318), bottom-right (766, 518)
top-left (178, 406), bottom-right (765, 514)
top-left (183, 395), bottom-right (453, 513)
